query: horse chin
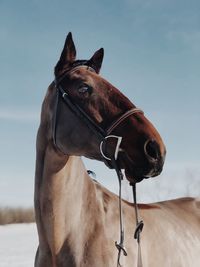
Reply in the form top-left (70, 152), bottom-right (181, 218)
top-left (120, 153), bottom-right (146, 183)
top-left (124, 169), bottom-right (145, 184)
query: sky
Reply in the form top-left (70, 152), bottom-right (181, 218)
top-left (0, 0), bottom-right (200, 206)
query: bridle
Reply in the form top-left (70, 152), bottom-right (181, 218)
top-left (53, 65), bottom-right (143, 162)
top-left (53, 64), bottom-right (144, 267)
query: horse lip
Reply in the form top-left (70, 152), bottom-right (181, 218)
top-left (143, 169), bottom-right (156, 178)
top-left (120, 152), bottom-right (163, 183)
top-left (144, 164), bottom-right (163, 179)
top-left (125, 169), bottom-right (144, 183)
top-left (118, 152), bottom-right (144, 183)
top-left (124, 160), bottom-right (145, 183)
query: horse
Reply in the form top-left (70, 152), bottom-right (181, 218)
top-left (34, 33), bottom-right (200, 267)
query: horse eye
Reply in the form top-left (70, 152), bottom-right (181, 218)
top-left (78, 85), bottom-right (90, 94)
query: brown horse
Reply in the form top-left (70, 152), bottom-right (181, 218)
top-left (34, 33), bottom-right (200, 267)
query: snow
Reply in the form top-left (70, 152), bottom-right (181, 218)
top-left (0, 223), bottom-right (38, 267)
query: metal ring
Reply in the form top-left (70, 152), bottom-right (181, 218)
top-left (100, 135), bottom-right (122, 161)
top-left (62, 92), bottom-right (68, 98)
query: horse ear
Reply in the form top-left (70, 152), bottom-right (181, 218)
top-left (89, 48), bottom-right (104, 73)
top-left (55, 32), bottom-right (76, 76)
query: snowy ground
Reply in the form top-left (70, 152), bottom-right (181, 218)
top-left (0, 223), bottom-right (38, 267)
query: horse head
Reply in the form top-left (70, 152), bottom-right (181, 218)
top-left (48, 32), bottom-right (166, 184)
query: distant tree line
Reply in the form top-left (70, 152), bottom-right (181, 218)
top-left (0, 207), bottom-right (35, 225)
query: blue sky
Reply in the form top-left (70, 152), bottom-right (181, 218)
top-left (0, 0), bottom-right (200, 206)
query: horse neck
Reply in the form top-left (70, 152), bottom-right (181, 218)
top-left (35, 125), bottom-right (99, 255)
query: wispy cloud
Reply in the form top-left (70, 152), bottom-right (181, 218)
top-left (0, 108), bottom-right (39, 122)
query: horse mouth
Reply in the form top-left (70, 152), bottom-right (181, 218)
top-left (121, 152), bottom-right (159, 183)
top-left (124, 166), bottom-right (145, 183)
top-left (123, 158), bottom-right (163, 183)
top-left (118, 153), bottom-right (143, 183)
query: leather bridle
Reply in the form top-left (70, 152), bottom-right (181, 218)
top-left (53, 64), bottom-right (144, 267)
top-left (53, 65), bottom-right (144, 161)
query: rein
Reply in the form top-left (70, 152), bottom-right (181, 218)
top-left (113, 162), bottom-right (143, 267)
top-left (53, 65), bottom-right (144, 267)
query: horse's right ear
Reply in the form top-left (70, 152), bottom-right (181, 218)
top-left (55, 32), bottom-right (76, 76)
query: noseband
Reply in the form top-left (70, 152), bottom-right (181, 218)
top-left (53, 65), bottom-right (144, 267)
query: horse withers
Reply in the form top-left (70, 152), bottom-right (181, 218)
top-left (34, 33), bottom-right (200, 267)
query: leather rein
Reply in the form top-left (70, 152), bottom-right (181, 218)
top-left (53, 65), bottom-right (144, 267)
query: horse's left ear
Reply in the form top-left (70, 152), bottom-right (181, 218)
top-left (89, 48), bottom-right (104, 73)
top-left (55, 32), bottom-right (76, 76)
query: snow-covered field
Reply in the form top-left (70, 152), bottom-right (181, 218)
top-left (0, 223), bottom-right (38, 267)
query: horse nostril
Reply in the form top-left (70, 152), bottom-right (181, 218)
top-left (144, 140), bottom-right (159, 162)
